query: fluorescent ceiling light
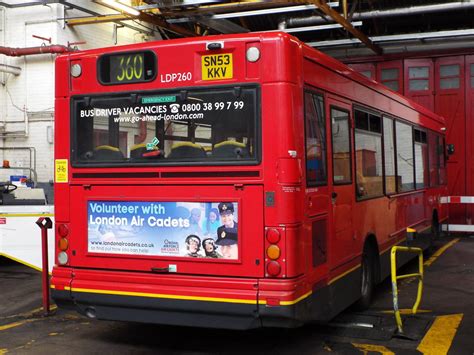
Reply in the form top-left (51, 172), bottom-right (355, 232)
top-left (283, 21), bottom-right (363, 33)
top-left (102, 0), bottom-right (140, 16)
top-left (168, 4), bottom-right (341, 24)
top-left (307, 28), bottom-right (474, 47)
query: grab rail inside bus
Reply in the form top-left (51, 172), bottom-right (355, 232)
top-left (390, 243), bottom-right (424, 334)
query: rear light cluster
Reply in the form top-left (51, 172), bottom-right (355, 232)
top-left (265, 228), bottom-right (283, 277)
top-left (57, 223), bottom-right (70, 265)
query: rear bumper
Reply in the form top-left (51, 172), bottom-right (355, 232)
top-left (51, 267), bottom-right (313, 329)
top-left (52, 287), bottom-right (262, 329)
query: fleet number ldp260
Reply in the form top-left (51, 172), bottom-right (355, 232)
top-left (201, 53), bottom-right (233, 80)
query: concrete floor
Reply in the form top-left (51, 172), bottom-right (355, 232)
top-left (0, 235), bottom-right (473, 354)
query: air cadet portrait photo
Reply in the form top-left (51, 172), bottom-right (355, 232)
top-left (185, 234), bottom-right (202, 257)
top-left (215, 202), bottom-right (239, 259)
top-left (202, 238), bottom-right (222, 258)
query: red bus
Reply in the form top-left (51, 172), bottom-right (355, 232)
top-left (51, 32), bottom-right (448, 329)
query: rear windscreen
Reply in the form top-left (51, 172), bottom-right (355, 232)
top-left (72, 85), bottom-right (259, 166)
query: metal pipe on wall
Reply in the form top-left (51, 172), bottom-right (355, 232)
top-left (282, 2), bottom-right (474, 28)
top-left (0, 1), bottom-right (58, 8)
top-left (0, 63), bottom-right (21, 75)
top-left (0, 44), bottom-right (70, 56)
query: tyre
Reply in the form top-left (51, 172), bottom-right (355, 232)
top-left (355, 244), bottom-right (376, 310)
top-left (431, 212), bottom-right (440, 241)
top-left (428, 212), bottom-right (441, 253)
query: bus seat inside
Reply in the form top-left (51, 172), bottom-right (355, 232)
top-left (93, 145), bottom-right (124, 160)
top-left (213, 140), bottom-right (249, 159)
top-left (130, 143), bottom-right (161, 160)
top-left (167, 142), bottom-right (207, 159)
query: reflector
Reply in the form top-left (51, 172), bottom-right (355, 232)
top-left (266, 260), bottom-right (281, 276)
top-left (266, 228), bottom-right (280, 244)
top-left (58, 251), bottom-right (68, 265)
top-left (58, 224), bottom-right (69, 238)
top-left (58, 238), bottom-right (69, 251)
top-left (267, 245), bottom-right (281, 260)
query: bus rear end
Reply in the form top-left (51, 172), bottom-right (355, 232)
top-left (52, 33), bottom-right (309, 329)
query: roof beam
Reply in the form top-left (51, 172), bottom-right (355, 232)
top-left (66, 14), bottom-right (130, 26)
top-left (296, 0), bottom-right (383, 55)
top-left (66, 12), bottom-right (197, 37)
top-left (165, 2), bottom-right (305, 18)
top-left (60, 0), bottom-right (151, 34)
top-left (138, 12), bottom-right (197, 37)
top-left (91, 0), bottom-right (197, 37)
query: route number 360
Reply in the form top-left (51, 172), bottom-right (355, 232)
top-left (116, 54), bottom-right (143, 82)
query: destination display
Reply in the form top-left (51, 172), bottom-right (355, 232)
top-left (98, 51), bottom-right (156, 85)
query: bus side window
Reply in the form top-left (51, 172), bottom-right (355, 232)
top-left (414, 129), bottom-right (429, 189)
top-left (383, 116), bottom-right (397, 194)
top-left (395, 121), bottom-right (415, 192)
top-left (354, 110), bottom-right (383, 199)
top-left (331, 107), bottom-right (351, 184)
top-left (304, 92), bottom-right (327, 186)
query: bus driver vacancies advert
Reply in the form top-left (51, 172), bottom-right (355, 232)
top-left (87, 201), bottom-right (239, 260)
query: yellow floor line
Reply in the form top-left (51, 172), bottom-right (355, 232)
top-left (0, 305), bottom-right (57, 322)
top-left (352, 343), bottom-right (395, 354)
top-left (0, 321), bottom-right (26, 332)
top-left (424, 238), bottom-right (460, 267)
top-left (0, 308), bottom-right (41, 321)
top-left (417, 314), bottom-right (463, 354)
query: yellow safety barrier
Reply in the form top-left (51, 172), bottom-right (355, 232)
top-left (391, 245), bottom-right (424, 334)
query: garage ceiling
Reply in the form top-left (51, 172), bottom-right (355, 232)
top-left (58, 0), bottom-right (474, 58)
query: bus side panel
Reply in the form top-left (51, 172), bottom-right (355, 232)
top-left (261, 83), bottom-right (304, 226)
top-left (55, 55), bottom-right (69, 98)
top-left (54, 97), bottom-right (70, 222)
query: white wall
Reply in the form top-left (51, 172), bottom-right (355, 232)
top-left (0, 1), bottom-right (159, 184)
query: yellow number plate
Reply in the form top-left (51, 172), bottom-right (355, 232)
top-left (201, 53), bottom-right (233, 80)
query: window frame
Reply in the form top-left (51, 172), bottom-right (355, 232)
top-left (408, 66), bottom-right (430, 92)
top-left (380, 67), bottom-right (400, 92)
top-left (414, 127), bottom-right (430, 189)
top-left (382, 115), bottom-right (398, 196)
top-left (330, 105), bottom-right (352, 186)
top-left (304, 89), bottom-right (328, 187)
top-left (353, 106), bottom-right (384, 201)
top-left (394, 119), bottom-right (416, 193)
top-left (70, 84), bottom-right (262, 168)
top-left (439, 63), bottom-right (461, 90)
top-left (351, 104), bottom-right (445, 199)
top-left (470, 63), bottom-right (474, 88)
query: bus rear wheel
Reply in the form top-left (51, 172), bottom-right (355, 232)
top-left (429, 211), bottom-right (441, 252)
top-left (432, 211), bottom-right (441, 241)
top-left (356, 244), bottom-right (376, 310)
